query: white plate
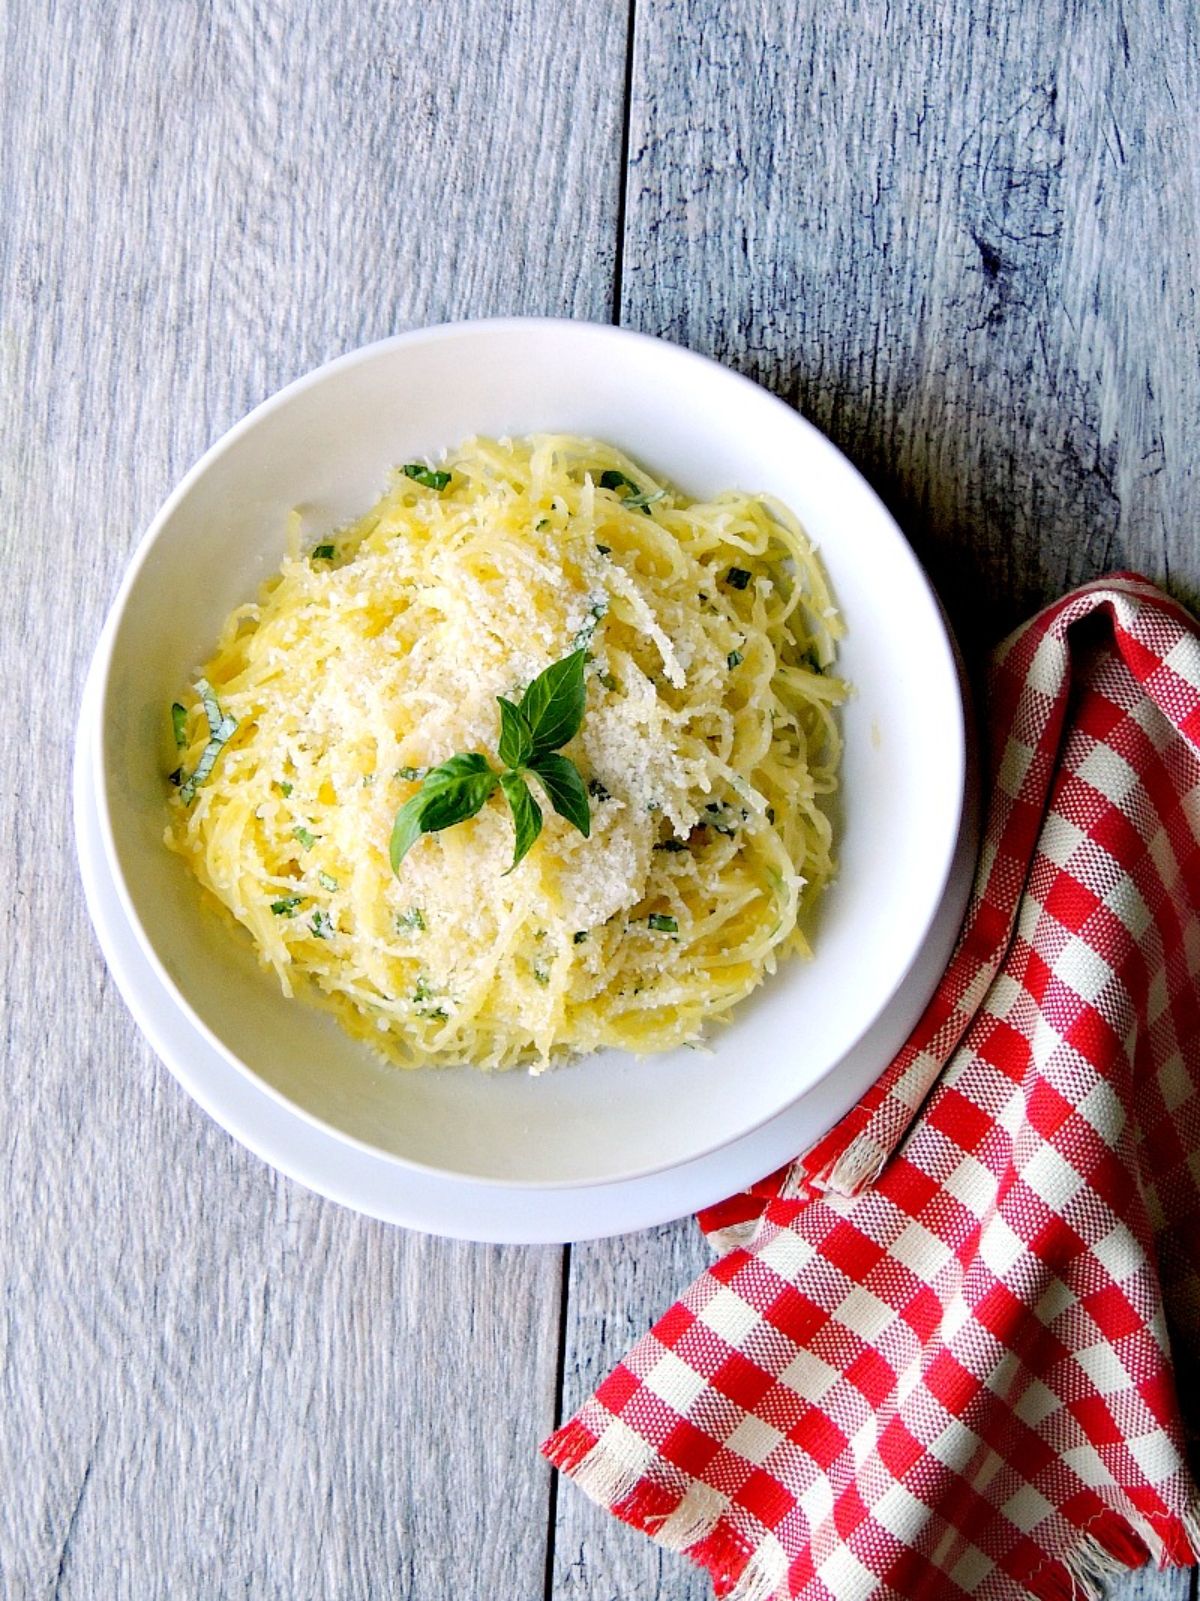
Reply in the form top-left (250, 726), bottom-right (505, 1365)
top-left (90, 321), bottom-right (968, 1190)
top-left (76, 618), bottom-right (978, 1243)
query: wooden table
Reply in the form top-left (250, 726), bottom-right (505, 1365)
top-left (4, 2), bottom-right (1197, 1596)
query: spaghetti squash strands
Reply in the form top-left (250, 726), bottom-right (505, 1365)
top-left (164, 435), bottom-right (846, 1071)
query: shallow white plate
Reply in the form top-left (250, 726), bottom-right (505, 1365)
top-left (76, 618), bottom-right (978, 1242)
top-left (90, 320), bottom-right (967, 1190)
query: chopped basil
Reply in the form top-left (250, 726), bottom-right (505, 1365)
top-left (177, 682), bottom-right (237, 804)
top-left (271, 895), bottom-right (304, 916)
top-left (396, 766), bottom-right (426, 782)
top-left (196, 678), bottom-right (222, 736)
top-left (412, 975), bottom-right (446, 1019)
top-left (588, 777), bottom-right (610, 800)
top-left (598, 469), bottom-right (665, 514)
top-left (317, 871), bottom-right (339, 892)
top-left (727, 649), bottom-right (744, 668)
top-left (311, 544), bottom-right (336, 560)
top-left (171, 702), bottom-right (187, 748)
top-left (725, 567), bottom-right (752, 589)
top-left (293, 825), bottom-right (317, 850)
top-left (402, 463), bottom-right (451, 491)
top-left (573, 930), bottom-right (589, 944)
top-left (705, 802), bottom-right (738, 837)
top-left (647, 913), bottom-right (679, 933)
top-left (276, 780), bottom-right (293, 797)
top-left (597, 671), bottom-right (617, 692)
top-left (395, 907), bottom-right (426, 933)
top-left (573, 595), bottom-right (609, 651)
top-left (310, 909), bottom-right (332, 939)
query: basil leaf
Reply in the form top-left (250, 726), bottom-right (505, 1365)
top-left (597, 469), bottom-right (663, 514)
top-left (500, 770), bottom-right (542, 874)
top-left (293, 825), bottom-right (317, 850)
top-left (518, 648), bottom-right (587, 756)
top-left (389, 752), bottom-right (497, 873)
top-left (311, 544), bottom-right (336, 560)
top-left (195, 678), bottom-right (223, 736)
top-left (648, 913), bottom-right (678, 932)
top-left (270, 895), bottom-right (304, 916)
top-left (171, 702), bottom-right (187, 748)
top-left (496, 696), bottom-right (533, 769)
top-left (402, 464), bottom-right (451, 491)
top-left (528, 752), bottom-right (590, 838)
top-left (179, 710), bottom-right (237, 803)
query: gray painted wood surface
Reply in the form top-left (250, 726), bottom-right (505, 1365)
top-left (1, 0), bottom-right (1196, 1597)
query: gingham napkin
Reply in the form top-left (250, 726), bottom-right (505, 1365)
top-left (544, 575), bottom-right (1200, 1601)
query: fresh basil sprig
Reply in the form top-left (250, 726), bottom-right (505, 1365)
top-left (390, 649), bottom-right (592, 876)
top-left (389, 753), bottom-right (499, 871)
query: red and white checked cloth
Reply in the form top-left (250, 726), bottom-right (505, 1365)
top-left (544, 574), bottom-right (1200, 1601)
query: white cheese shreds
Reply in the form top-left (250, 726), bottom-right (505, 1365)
top-left (164, 434), bottom-right (846, 1071)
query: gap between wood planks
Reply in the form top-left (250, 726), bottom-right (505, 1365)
top-left (543, 3), bottom-right (638, 1595)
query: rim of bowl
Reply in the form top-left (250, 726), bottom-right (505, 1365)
top-left (92, 317), bottom-right (967, 1191)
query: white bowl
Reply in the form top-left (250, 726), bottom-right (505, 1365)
top-left (94, 319), bottom-right (965, 1190)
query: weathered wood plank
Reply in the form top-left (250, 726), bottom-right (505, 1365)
top-left (618, 0), bottom-right (1200, 647)
top-left (554, 1), bottom-right (1200, 1597)
top-left (554, 1225), bottom-right (716, 1600)
top-left (0, 0), bottom-right (625, 1595)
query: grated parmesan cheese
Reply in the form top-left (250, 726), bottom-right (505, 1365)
top-left (164, 435), bottom-right (846, 1071)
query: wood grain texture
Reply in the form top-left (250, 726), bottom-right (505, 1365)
top-left (0, 0), bottom-right (625, 1595)
top-left (617, 0), bottom-right (1200, 650)
top-left (555, 0), bottom-right (1200, 1597)
top-left (2, 0), bottom-right (1198, 1598)
top-left (553, 1224), bottom-right (716, 1599)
